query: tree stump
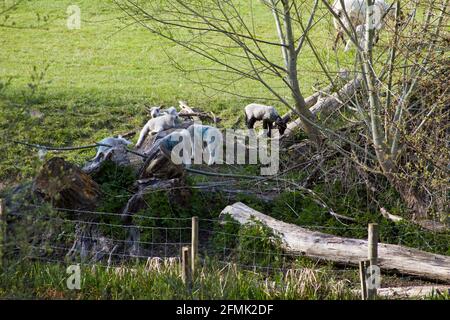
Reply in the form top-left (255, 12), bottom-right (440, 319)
top-left (33, 157), bottom-right (101, 210)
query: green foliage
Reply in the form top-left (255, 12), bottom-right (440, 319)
top-left (270, 189), bottom-right (450, 255)
top-left (212, 216), bottom-right (284, 269)
top-left (133, 187), bottom-right (228, 246)
top-left (23, 63), bottom-right (52, 104)
top-left (92, 160), bottom-right (136, 213)
top-left (91, 160), bottom-right (136, 239)
top-left (236, 218), bottom-right (284, 269)
top-left (0, 260), bottom-right (358, 300)
top-left (212, 214), bottom-right (240, 252)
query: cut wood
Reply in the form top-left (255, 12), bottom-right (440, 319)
top-left (221, 202), bottom-right (450, 282)
top-left (179, 100), bottom-right (201, 122)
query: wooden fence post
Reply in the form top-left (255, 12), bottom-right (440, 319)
top-left (181, 246), bottom-right (191, 289)
top-left (191, 216), bottom-right (198, 276)
top-left (359, 260), bottom-right (368, 300)
top-left (367, 223), bottom-right (379, 300)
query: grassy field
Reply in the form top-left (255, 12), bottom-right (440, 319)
top-left (0, 0), bottom-right (353, 182)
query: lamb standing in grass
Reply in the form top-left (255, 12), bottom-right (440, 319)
top-left (156, 125), bottom-right (222, 166)
top-left (135, 114), bottom-right (179, 148)
top-left (244, 103), bottom-right (287, 137)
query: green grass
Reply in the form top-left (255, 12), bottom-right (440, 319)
top-left (0, 0), bottom-right (354, 182)
top-left (0, 259), bottom-right (357, 300)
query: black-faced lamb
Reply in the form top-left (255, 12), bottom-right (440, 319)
top-left (244, 103), bottom-right (287, 137)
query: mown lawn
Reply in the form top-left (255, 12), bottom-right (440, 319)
top-left (0, 0), bottom-right (355, 183)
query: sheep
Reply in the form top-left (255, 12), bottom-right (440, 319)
top-left (244, 103), bottom-right (287, 137)
top-left (149, 106), bottom-right (178, 119)
top-left (149, 106), bottom-right (161, 118)
top-left (93, 136), bottom-right (131, 162)
top-left (135, 114), bottom-right (179, 148)
top-left (162, 106), bottom-right (178, 116)
top-left (344, 24), bottom-right (366, 52)
top-left (155, 125), bottom-right (221, 166)
top-left (187, 124), bottom-right (222, 165)
top-left (331, 0), bottom-right (394, 50)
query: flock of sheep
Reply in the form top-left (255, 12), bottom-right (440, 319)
top-left (92, 102), bottom-right (287, 166)
top-left (92, 0), bottom-right (397, 165)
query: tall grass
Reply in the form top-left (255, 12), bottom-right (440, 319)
top-left (0, 258), bottom-right (357, 300)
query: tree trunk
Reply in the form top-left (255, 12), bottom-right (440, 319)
top-left (221, 202), bottom-right (450, 282)
top-left (281, 0), bottom-right (322, 145)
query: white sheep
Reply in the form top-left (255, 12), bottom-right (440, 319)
top-left (331, 0), bottom-right (393, 50)
top-left (135, 114), bottom-right (179, 148)
top-left (93, 136), bottom-right (131, 162)
top-left (162, 106), bottom-right (178, 116)
top-left (344, 24), bottom-right (366, 52)
top-left (244, 103), bottom-right (287, 137)
top-left (187, 124), bottom-right (222, 165)
top-left (150, 106), bottom-right (178, 118)
top-left (149, 106), bottom-right (161, 118)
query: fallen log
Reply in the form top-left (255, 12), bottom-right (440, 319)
top-left (284, 77), bottom-right (362, 138)
top-left (220, 202), bottom-right (450, 282)
top-left (364, 286), bottom-right (450, 299)
top-left (281, 69), bottom-right (351, 123)
top-left (121, 178), bottom-right (191, 223)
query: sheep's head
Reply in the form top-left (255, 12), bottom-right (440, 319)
top-left (150, 107), bottom-right (161, 118)
top-left (275, 117), bottom-right (287, 136)
top-left (117, 135), bottom-right (132, 146)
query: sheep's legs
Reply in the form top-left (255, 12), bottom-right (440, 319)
top-left (135, 124), bottom-right (150, 148)
top-left (247, 117), bottom-right (256, 129)
top-left (263, 120), bottom-right (272, 138)
top-left (333, 31), bottom-right (344, 50)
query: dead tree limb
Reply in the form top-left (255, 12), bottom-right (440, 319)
top-left (368, 286), bottom-right (450, 299)
top-left (284, 78), bottom-right (362, 138)
top-left (221, 202), bottom-right (450, 282)
top-left (380, 207), bottom-right (448, 233)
